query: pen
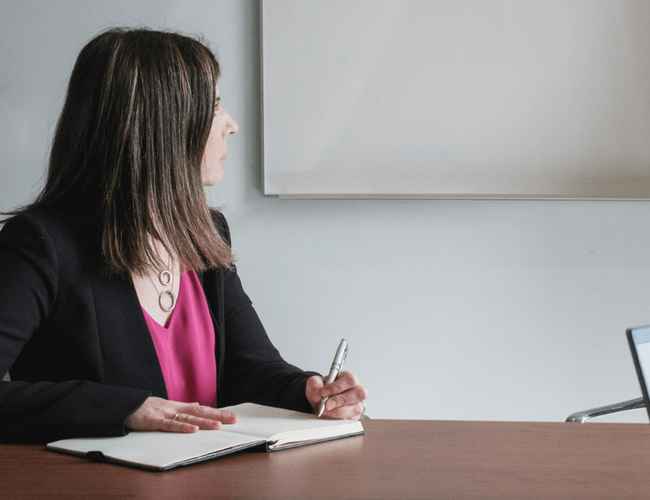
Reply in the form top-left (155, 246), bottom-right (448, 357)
top-left (317, 338), bottom-right (349, 418)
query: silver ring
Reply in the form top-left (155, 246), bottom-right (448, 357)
top-left (172, 412), bottom-right (181, 421)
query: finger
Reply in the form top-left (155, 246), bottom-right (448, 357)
top-left (168, 412), bottom-right (221, 430)
top-left (322, 402), bottom-right (364, 421)
top-left (176, 403), bottom-right (237, 424)
top-left (173, 402), bottom-right (236, 422)
top-left (159, 416), bottom-right (199, 433)
top-left (305, 375), bottom-right (325, 404)
top-left (321, 371), bottom-right (359, 398)
top-left (324, 385), bottom-right (367, 412)
top-left (306, 375), bottom-right (324, 392)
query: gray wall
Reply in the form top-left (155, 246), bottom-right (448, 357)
top-left (2, 0), bottom-right (650, 422)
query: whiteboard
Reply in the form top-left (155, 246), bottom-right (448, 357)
top-left (261, 0), bottom-right (650, 199)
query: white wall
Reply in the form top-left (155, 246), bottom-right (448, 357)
top-left (2, 0), bottom-right (650, 422)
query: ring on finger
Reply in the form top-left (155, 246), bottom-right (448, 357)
top-left (172, 412), bottom-right (183, 421)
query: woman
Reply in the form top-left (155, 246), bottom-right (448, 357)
top-left (0, 28), bottom-right (366, 443)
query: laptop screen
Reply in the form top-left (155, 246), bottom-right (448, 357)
top-left (630, 327), bottom-right (650, 379)
top-left (627, 326), bottom-right (650, 418)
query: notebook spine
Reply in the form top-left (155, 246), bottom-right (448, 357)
top-left (86, 450), bottom-right (107, 462)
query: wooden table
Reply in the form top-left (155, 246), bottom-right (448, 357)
top-left (2, 419), bottom-right (650, 499)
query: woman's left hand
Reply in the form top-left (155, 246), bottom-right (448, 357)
top-left (305, 371), bottom-right (367, 420)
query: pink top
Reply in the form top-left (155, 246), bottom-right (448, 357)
top-left (140, 270), bottom-right (217, 406)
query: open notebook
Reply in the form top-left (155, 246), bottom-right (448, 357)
top-left (46, 403), bottom-right (365, 471)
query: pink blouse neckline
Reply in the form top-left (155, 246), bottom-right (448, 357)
top-left (139, 269), bottom-right (217, 406)
top-left (140, 271), bottom-right (186, 329)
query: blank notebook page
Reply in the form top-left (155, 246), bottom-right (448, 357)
top-left (221, 403), bottom-right (363, 441)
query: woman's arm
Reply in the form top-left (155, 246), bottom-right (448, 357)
top-left (213, 211), bottom-right (320, 412)
top-left (0, 214), bottom-right (151, 443)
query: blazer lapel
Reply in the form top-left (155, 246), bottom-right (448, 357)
top-left (198, 267), bottom-right (225, 407)
top-left (91, 270), bottom-right (168, 399)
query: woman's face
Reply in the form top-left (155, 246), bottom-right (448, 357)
top-left (200, 84), bottom-right (239, 185)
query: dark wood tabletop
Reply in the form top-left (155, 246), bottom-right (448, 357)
top-left (2, 419), bottom-right (650, 499)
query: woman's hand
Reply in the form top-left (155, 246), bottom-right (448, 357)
top-left (124, 396), bottom-right (237, 433)
top-left (305, 371), bottom-right (367, 420)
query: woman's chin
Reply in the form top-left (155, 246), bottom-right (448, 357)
top-left (202, 169), bottom-right (224, 186)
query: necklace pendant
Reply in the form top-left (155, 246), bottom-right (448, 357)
top-left (159, 270), bottom-right (172, 286)
top-left (159, 290), bottom-right (175, 312)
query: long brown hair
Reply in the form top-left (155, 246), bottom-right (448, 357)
top-left (4, 27), bottom-right (233, 275)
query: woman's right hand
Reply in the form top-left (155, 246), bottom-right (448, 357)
top-left (124, 396), bottom-right (237, 433)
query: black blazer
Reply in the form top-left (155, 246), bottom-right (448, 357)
top-left (0, 208), bottom-right (317, 443)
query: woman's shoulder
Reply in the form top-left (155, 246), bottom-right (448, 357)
top-left (2, 206), bottom-right (230, 256)
top-left (1, 206), bottom-right (100, 256)
top-left (3, 206), bottom-right (96, 235)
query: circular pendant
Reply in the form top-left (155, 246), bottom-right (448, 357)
top-left (159, 270), bottom-right (172, 286)
top-left (159, 291), bottom-right (175, 312)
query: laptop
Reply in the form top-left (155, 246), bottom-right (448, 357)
top-left (626, 325), bottom-right (650, 420)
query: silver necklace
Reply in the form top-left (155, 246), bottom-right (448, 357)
top-left (147, 258), bottom-right (176, 312)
